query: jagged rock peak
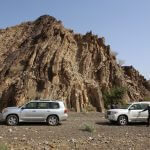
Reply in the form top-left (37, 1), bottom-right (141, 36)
top-left (34, 15), bottom-right (58, 24)
top-left (0, 15), bottom-right (149, 112)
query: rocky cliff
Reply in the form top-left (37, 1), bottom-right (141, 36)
top-left (0, 15), bottom-right (149, 112)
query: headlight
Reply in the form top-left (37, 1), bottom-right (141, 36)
top-left (2, 109), bottom-right (8, 113)
top-left (111, 111), bottom-right (118, 115)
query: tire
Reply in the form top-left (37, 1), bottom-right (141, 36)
top-left (118, 115), bottom-right (128, 126)
top-left (47, 115), bottom-right (59, 126)
top-left (6, 115), bottom-right (19, 126)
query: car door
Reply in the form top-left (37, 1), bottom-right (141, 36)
top-left (140, 103), bottom-right (149, 122)
top-left (128, 104), bottom-right (143, 122)
top-left (36, 102), bottom-right (50, 121)
top-left (20, 102), bottom-right (38, 122)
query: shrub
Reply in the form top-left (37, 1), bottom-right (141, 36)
top-left (81, 124), bottom-right (95, 133)
top-left (143, 97), bottom-right (150, 101)
top-left (0, 143), bottom-right (8, 150)
top-left (118, 59), bottom-right (125, 66)
top-left (103, 86), bottom-right (126, 109)
top-left (85, 104), bottom-right (96, 112)
top-left (110, 51), bottom-right (118, 57)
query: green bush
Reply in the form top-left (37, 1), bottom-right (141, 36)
top-left (143, 97), bottom-right (150, 101)
top-left (0, 143), bottom-right (8, 150)
top-left (103, 86), bottom-right (126, 109)
top-left (85, 104), bottom-right (96, 112)
top-left (81, 124), bottom-right (95, 132)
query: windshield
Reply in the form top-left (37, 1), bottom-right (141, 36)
top-left (18, 105), bottom-right (23, 108)
top-left (18, 104), bottom-right (26, 108)
top-left (119, 104), bottom-right (131, 109)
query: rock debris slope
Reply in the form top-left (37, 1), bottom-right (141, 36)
top-left (0, 15), bottom-right (149, 111)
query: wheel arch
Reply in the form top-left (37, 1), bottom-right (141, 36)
top-left (6, 114), bottom-right (19, 121)
top-left (46, 114), bottom-right (59, 121)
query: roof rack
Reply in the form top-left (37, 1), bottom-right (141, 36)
top-left (30, 99), bottom-right (63, 102)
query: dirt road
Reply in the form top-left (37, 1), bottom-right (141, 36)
top-left (0, 112), bottom-right (150, 150)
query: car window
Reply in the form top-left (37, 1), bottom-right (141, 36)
top-left (37, 102), bottom-right (49, 109)
top-left (141, 104), bottom-right (149, 109)
top-left (25, 102), bottom-right (37, 109)
top-left (49, 102), bottom-right (59, 109)
top-left (130, 104), bottom-right (142, 110)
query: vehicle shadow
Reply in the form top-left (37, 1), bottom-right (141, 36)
top-left (20, 122), bottom-right (62, 126)
top-left (95, 121), bottom-right (147, 126)
top-left (96, 121), bottom-right (119, 126)
top-left (0, 121), bottom-right (5, 125)
top-left (19, 122), bottom-right (49, 126)
top-left (0, 121), bottom-right (62, 126)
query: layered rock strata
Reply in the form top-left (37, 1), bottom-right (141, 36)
top-left (0, 15), bottom-right (149, 112)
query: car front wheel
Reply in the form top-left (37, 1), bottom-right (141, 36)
top-left (6, 115), bottom-right (19, 126)
top-left (47, 115), bottom-right (59, 126)
top-left (118, 115), bottom-right (128, 126)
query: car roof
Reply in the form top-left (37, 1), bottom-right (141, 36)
top-left (30, 100), bottom-right (64, 103)
top-left (131, 101), bottom-right (150, 104)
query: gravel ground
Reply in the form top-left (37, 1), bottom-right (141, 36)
top-left (0, 112), bottom-right (150, 150)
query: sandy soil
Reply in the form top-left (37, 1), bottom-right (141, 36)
top-left (0, 112), bottom-right (150, 150)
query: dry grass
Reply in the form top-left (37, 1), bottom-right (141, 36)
top-left (81, 123), bottom-right (95, 133)
top-left (0, 143), bottom-right (8, 150)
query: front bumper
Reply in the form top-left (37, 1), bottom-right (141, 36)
top-left (107, 115), bottom-right (117, 121)
top-left (105, 113), bottom-right (118, 121)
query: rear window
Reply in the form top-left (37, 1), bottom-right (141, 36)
top-left (49, 102), bottom-right (59, 109)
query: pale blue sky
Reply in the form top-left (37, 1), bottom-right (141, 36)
top-left (0, 0), bottom-right (150, 79)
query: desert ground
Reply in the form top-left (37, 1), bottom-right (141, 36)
top-left (0, 112), bottom-right (150, 150)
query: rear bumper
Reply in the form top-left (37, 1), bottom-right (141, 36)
top-left (60, 114), bottom-right (68, 121)
top-left (0, 113), bottom-right (5, 122)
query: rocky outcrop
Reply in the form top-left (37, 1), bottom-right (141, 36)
top-left (122, 66), bottom-right (150, 100)
top-left (0, 15), bottom-right (149, 112)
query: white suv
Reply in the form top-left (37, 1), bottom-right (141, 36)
top-left (0, 100), bottom-right (68, 126)
top-left (105, 101), bottom-right (150, 125)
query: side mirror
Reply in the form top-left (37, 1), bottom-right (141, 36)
top-left (21, 107), bottom-right (25, 110)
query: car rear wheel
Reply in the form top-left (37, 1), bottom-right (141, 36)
top-left (47, 115), bottom-right (59, 126)
top-left (118, 115), bottom-right (128, 126)
top-left (6, 115), bottom-right (18, 126)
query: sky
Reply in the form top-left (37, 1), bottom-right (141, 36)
top-left (0, 0), bottom-right (150, 79)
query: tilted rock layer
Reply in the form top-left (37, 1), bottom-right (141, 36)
top-left (0, 15), bottom-right (149, 112)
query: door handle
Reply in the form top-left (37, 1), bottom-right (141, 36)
top-left (32, 110), bottom-right (36, 112)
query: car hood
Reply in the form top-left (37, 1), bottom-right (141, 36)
top-left (108, 109), bottom-right (127, 112)
top-left (5, 107), bottom-right (19, 110)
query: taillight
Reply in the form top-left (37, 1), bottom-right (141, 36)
top-left (64, 109), bottom-right (68, 113)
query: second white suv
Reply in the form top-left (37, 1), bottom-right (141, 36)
top-left (0, 100), bottom-right (68, 126)
top-left (105, 101), bottom-right (150, 125)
